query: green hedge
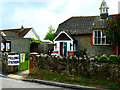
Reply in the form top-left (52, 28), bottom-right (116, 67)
top-left (99, 54), bottom-right (109, 63)
top-left (92, 54), bottom-right (120, 64)
top-left (109, 55), bottom-right (120, 64)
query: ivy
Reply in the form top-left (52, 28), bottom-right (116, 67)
top-left (105, 14), bottom-right (120, 47)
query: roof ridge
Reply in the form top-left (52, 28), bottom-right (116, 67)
top-left (59, 14), bottom-right (118, 26)
top-left (70, 15), bottom-right (99, 18)
top-left (0, 27), bottom-right (32, 31)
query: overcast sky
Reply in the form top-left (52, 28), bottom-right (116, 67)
top-left (0, 0), bottom-right (119, 40)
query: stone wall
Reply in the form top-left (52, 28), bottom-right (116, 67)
top-left (74, 35), bottom-right (114, 56)
top-left (0, 52), bottom-right (3, 73)
top-left (2, 53), bottom-right (9, 72)
top-left (31, 54), bottom-right (120, 82)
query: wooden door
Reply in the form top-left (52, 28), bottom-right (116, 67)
top-left (60, 42), bottom-right (63, 56)
top-left (63, 42), bottom-right (67, 56)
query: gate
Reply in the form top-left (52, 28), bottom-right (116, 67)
top-left (18, 53), bottom-right (29, 71)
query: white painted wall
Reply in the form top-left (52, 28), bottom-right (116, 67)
top-left (54, 40), bottom-right (73, 55)
top-left (24, 29), bottom-right (39, 40)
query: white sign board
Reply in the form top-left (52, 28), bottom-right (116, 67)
top-left (8, 55), bottom-right (19, 66)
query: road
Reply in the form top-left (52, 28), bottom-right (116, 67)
top-left (0, 77), bottom-right (73, 90)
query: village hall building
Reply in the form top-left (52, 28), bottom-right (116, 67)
top-left (53, 0), bottom-right (119, 56)
top-left (0, 25), bottom-right (40, 54)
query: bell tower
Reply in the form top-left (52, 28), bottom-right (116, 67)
top-left (99, 0), bottom-right (109, 19)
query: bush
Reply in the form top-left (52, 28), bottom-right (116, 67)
top-left (99, 54), bottom-right (109, 63)
top-left (74, 48), bottom-right (86, 57)
top-left (109, 55), bottom-right (119, 64)
top-left (94, 56), bottom-right (99, 62)
top-left (117, 55), bottom-right (120, 63)
top-left (74, 51), bottom-right (79, 57)
top-left (91, 54), bottom-right (120, 64)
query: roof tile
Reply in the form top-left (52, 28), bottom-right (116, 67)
top-left (56, 14), bottom-right (118, 35)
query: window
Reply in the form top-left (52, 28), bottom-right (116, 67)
top-left (103, 8), bottom-right (105, 13)
top-left (93, 30), bottom-right (108, 45)
top-left (1, 41), bottom-right (11, 52)
top-left (70, 43), bottom-right (72, 50)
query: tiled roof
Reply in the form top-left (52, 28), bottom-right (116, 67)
top-left (0, 28), bottom-right (31, 37)
top-left (0, 34), bottom-right (2, 41)
top-left (56, 14), bottom-right (118, 35)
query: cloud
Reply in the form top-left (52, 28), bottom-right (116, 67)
top-left (48, 0), bottom-right (66, 11)
top-left (107, 0), bottom-right (119, 14)
top-left (1, 0), bottom-right (119, 40)
top-left (0, 0), bottom-right (51, 2)
top-left (12, 7), bottom-right (62, 40)
top-left (0, 3), bottom-right (2, 28)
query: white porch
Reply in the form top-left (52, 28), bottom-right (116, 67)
top-left (53, 31), bottom-right (76, 56)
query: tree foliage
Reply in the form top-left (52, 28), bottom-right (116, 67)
top-left (105, 14), bottom-right (120, 47)
top-left (27, 37), bottom-right (41, 43)
top-left (44, 25), bottom-right (55, 41)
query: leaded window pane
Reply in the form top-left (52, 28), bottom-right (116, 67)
top-left (93, 30), bottom-right (108, 45)
top-left (102, 38), bottom-right (105, 44)
top-left (95, 38), bottom-right (97, 44)
top-left (98, 38), bottom-right (101, 44)
top-left (98, 31), bottom-right (101, 37)
top-left (95, 31), bottom-right (97, 37)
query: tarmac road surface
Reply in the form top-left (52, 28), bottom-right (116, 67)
top-left (0, 77), bottom-right (73, 90)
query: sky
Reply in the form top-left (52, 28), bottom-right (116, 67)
top-left (0, 0), bottom-right (120, 40)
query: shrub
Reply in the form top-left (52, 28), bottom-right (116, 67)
top-left (109, 55), bottom-right (119, 64)
top-left (92, 54), bottom-right (120, 64)
top-left (74, 48), bottom-right (86, 57)
top-left (90, 56), bottom-right (94, 58)
top-left (94, 56), bottom-right (99, 62)
top-left (74, 51), bottom-right (79, 57)
top-left (99, 54), bottom-right (109, 63)
top-left (117, 55), bottom-right (120, 63)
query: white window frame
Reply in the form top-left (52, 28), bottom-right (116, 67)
top-left (1, 41), bottom-right (11, 52)
top-left (93, 30), bottom-right (109, 45)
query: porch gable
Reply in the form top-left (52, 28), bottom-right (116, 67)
top-left (53, 31), bottom-right (73, 41)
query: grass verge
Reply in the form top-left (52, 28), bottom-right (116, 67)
top-left (26, 70), bottom-right (120, 90)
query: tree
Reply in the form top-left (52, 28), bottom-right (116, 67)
top-left (44, 25), bottom-right (55, 41)
top-left (105, 14), bottom-right (120, 55)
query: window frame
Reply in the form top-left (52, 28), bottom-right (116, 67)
top-left (93, 30), bottom-right (109, 45)
top-left (1, 41), bottom-right (11, 52)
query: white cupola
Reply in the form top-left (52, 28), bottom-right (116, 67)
top-left (99, 0), bottom-right (109, 19)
